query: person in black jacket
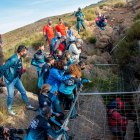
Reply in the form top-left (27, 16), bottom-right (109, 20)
top-left (24, 106), bottom-right (69, 140)
top-left (31, 44), bottom-right (46, 77)
top-left (38, 56), bottom-right (54, 89)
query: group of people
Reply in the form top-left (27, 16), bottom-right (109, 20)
top-left (0, 7), bottom-right (109, 140)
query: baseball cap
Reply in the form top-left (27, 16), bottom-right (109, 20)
top-left (56, 32), bottom-right (61, 38)
top-left (78, 7), bottom-right (81, 10)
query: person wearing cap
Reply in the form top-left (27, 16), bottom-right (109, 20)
top-left (77, 61), bottom-right (92, 92)
top-left (56, 18), bottom-right (67, 47)
top-left (53, 36), bottom-right (66, 53)
top-left (75, 7), bottom-right (86, 34)
top-left (95, 12), bottom-right (107, 31)
top-left (108, 102), bottom-right (128, 138)
top-left (43, 19), bottom-right (54, 53)
top-left (108, 98), bottom-right (123, 111)
top-left (0, 34), bottom-right (5, 93)
top-left (68, 38), bottom-right (83, 63)
top-left (0, 45), bottom-right (36, 116)
top-left (24, 106), bottom-right (70, 140)
top-left (31, 44), bottom-right (46, 77)
top-left (51, 32), bottom-right (61, 54)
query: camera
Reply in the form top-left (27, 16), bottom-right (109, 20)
top-left (79, 54), bottom-right (87, 60)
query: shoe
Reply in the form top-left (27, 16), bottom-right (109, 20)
top-left (99, 27), bottom-right (102, 31)
top-left (103, 27), bottom-right (106, 30)
top-left (70, 114), bottom-right (78, 120)
top-left (0, 88), bottom-right (3, 94)
top-left (0, 81), bottom-right (6, 87)
top-left (26, 105), bottom-right (37, 111)
top-left (9, 111), bottom-right (18, 116)
top-left (64, 106), bottom-right (70, 112)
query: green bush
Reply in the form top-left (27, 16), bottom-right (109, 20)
top-left (134, 11), bottom-right (140, 21)
top-left (83, 9), bottom-right (96, 21)
top-left (32, 35), bottom-right (46, 50)
top-left (89, 36), bottom-right (97, 44)
top-left (99, 3), bottom-right (110, 9)
top-left (114, 1), bottom-right (126, 8)
top-left (90, 60), bottom-right (96, 65)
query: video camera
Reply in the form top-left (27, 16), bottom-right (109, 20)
top-left (79, 54), bottom-right (87, 60)
top-left (0, 125), bottom-right (25, 140)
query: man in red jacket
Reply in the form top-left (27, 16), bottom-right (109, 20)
top-left (108, 102), bottom-right (128, 138)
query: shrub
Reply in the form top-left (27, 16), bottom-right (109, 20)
top-left (89, 36), bottom-right (97, 43)
top-left (99, 3), bottom-right (110, 9)
top-left (134, 11), bottom-right (140, 21)
top-left (114, 1), bottom-right (126, 8)
top-left (32, 35), bottom-right (46, 50)
top-left (80, 30), bottom-right (92, 40)
top-left (83, 9), bottom-right (96, 21)
top-left (90, 60), bottom-right (96, 65)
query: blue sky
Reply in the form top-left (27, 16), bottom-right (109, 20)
top-left (0, 0), bottom-right (99, 34)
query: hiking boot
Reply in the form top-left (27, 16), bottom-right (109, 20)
top-left (99, 27), bottom-right (102, 31)
top-left (0, 81), bottom-right (6, 87)
top-left (26, 105), bottom-right (37, 111)
top-left (70, 114), bottom-right (78, 120)
top-left (9, 111), bottom-right (18, 116)
top-left (0, 88), bottom-right (3, 94)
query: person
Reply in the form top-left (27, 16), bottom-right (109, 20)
top-left (31, 44), bottom-right (46, 77)
top-left (56, 18), bottom-right (67, 47)
top-left (52, 49), bottom-right (62, 61)
top-left (24, 106), bottom-right (70, 140)
top-left (59, 64), bottom-right (82, 119)
top-left (43, 19), bottom-right (54, 54)
top-left (75, 7), bottom-right (86, 34)
top-left (0, 34), bottom-right (5, 94)
top-left (61, 50), bottom-right (73, 71)
top-left (77, 61), bottom-right (92, 92)
top-left (69, 38), bottom-right (83, 64)
top-left (53, 36), bottom-right (66, 53)
top-left (108, 98), bottom-right (123, 111)
top-left (0, 45), bottom-right (36, 116)
top-left (95, 12), bottom-right (107, 31)
top-left (38, 56), bottom-right (54, 89)
top-left (47, 60), bottom-right (75, 113)
top-left (108, 103), bottom-right (128, 138)
top-left (51, 32), bottom-right (61, 50)
top-left (67, 26), bottom-right (75, 44)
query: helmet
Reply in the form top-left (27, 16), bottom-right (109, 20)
top-left (117, 102), bottom-right (124, 109)
top-left (116, 98), bottom-right (120, 102)
top-left (75, 38), bottom-right (83, 44)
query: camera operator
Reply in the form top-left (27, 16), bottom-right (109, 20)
top-left (0, 126), bottom-right (9, 140)
top-left (68, 38), bottom-right (83, 64)
top-left (95, 12), bottom-right (107, 31)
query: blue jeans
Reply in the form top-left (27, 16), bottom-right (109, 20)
top-left (96, 21), bottom-right (107, 28)
top-left (5, 77), bottom-right (30, 111)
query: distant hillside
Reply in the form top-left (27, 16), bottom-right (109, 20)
top-left (1, 0), bottom-right (112, 50)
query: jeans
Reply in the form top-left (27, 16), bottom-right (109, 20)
top-left (5, 77), bottom-right (30, 111)
top-left (96, 21), bottom-right (107, 28)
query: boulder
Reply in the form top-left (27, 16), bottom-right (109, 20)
top-left (133, 4), bottom-right (140, 12)
top-left (95, 26), bottom-right (115, 50)
top-left (117, 18), bottom-right (124, 23)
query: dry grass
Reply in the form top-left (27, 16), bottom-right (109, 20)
top-left (114, 1), bottom-right (126, 8)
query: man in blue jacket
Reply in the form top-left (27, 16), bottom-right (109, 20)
top-left (0, 45), bottom-right (36, 116)
top-left (31, 44), bottom-right (46, 77)
top-left (24, 106), bottom-right (70, 140)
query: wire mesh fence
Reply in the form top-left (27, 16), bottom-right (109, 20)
top-left (56, 64), bottom-right (140, 140)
